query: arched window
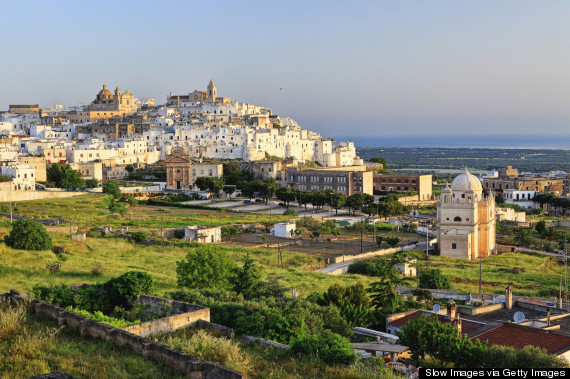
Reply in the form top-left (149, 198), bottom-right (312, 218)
top-left (461, 194), bottom-right (465, 198)
top-left (454, 216), bottom-right (462, 222)
top-left (444, 196), bottom-right (449, 203)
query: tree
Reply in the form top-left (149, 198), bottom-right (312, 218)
top-left (104, 271), bottom-right (154, 307)
top-left (327, 192), bottom-right (346, 215)
top-left (46, 163), bottom-right (84, 189)
top-left (384, 237), bottom-right (400, 248)
top-left (195, 177), bottom-right (223, 196)
top-left (276, 187), bottom-right (296, 207)
top-left (85, 179), bottom-right (99, 188)
top-left (311, 191), bottom-right (327, 210)
top-left (232, 254), bottom-right (263, 299)
top-left (125, 165), bottom-right (135, 173)
top-left (223, 185), bottom-right (236, 200)
top-left (176, 247), bottom-right (236, 289)
top-left (296, 190), bottom-right (312, 211)
top-left (418, 268), bottom-right (452, 289)
top-left (535, 220), bottom-right (547, 235)
top-left (362, 203), bottom-right (377, 216)
top-left (103, 181), bottom-right (121, 199)
top-left (345, 194), bottom-right (365, 215)
top-left (5, 219), bottom-right (52, 250)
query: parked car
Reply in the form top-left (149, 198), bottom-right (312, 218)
top-left (255, 198), bottom-right (263, 203)
top-left (243, 200), bottom-right (252, 204)
top-left (278, 203), bottom-right (286, 207)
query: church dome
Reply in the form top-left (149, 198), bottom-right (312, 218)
top-left (451, 169), bottom-right (482, 192)
top-left (98, 84), bottom-right (113, 100)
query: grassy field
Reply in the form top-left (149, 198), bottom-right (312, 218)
top-left (0, 304), bottom-right (183, 379)
top-left (5, 194), bottom-right (290, 230)
top-left (428, 252), bottom-right (565, 297)
top-left (0, 227), bottom-right (376, 298)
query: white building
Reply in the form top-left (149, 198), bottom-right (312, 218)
top-left (270, 223), bottom-right (296, 238)
top-left (437, 169), bottom-right (496, 260)
top-left (0, 163), bottom-right (35, 190)
top-left (503, 189), bottom-right (536, 210)
top-left (184, 225), bottom-right (222, 243)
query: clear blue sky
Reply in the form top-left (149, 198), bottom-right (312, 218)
top-left (1, 0), bottom-right (569, 137)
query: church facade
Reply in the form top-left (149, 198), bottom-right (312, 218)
top-left (72, 85), bottom-right (138, 123)
top-left (437, 169), bottom-right (496, 260)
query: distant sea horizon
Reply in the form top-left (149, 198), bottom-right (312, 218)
top-left (334, 134), bottom-right (570, 150)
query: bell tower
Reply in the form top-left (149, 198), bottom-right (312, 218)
top-left (207, 80), bottom-right (217, 102)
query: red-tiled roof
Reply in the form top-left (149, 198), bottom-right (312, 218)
top-left (472, 324), bottom-right (570, 355)
top-left (389, 310), bottom-right (484, 335)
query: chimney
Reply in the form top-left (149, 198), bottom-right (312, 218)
top-left (447, 299), bottom-right (456, 320)
top-left (505, 286), bottom-right (513, 309)
top-left (455, 314), bottom-right (462, 336)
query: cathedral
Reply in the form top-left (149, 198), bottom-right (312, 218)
top-left (72, 85), bottom-right (138, 123)
top-left (437, 169), bottom-right (496, 260)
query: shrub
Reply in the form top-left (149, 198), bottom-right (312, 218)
top-left (418, 269), bottom-right (452, 289)
top-left (102, 181), bottom-right (121, 199)
top-left (45, 261), bottom-right (61, 274)
top-left (131, 231), bottom-right (147, 243)
top-left (173, 229), bottom-right (185, 239)
top-left (5, 219), bottom-right (52, 250)
top-left (91, 262), bottom-right (104, 276)
top-left (104, 271), bottom-right (154, 308)
top-left (283, 208), bottom-right (298, 216)
top-left (65, 306), bottom-right (139, 328)
top-left (85, 179), bottom-right (99, 188)
top-left (176, 247), bottom-right (236, 290)
top-left (291, 330), bottom-right (357, 365)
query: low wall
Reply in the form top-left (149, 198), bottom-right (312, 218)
top-left (458, 303), bottom-right (504, 316)
top-left (122, 295), bottom-right (210, 338)
top-left (3, 290), bottom-right (242, 379)
top-left (0, 190), bottom-right (86, 202)
top-left (326, 243), bottom-right (418, 265)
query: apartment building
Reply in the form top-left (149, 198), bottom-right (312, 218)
top-left (373, 174), bottom-right (433, 200)
top-left (286, 166), bottom-right (373, 196)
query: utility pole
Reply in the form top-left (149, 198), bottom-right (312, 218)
top-left (479, 258), bottom-right (482, 294)
top-left (360, 217), bottom-right (363, 253)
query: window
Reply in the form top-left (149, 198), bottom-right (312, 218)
top-left (454, 216), bottom-right (462, 222)
top-left (452, 243), bottom-right (457, 249)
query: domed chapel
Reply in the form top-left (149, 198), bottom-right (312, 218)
top-left (437, 169), bottom-right (496, 260)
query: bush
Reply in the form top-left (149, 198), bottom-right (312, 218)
top-left (104, 271), bottom-right (154, 308)
top-left (85, 179), bottom-right (99, 188)
top-left (5, 219), bottom-right (52, 250)
top-left (102, 181), bottom-right (121, 199)
top-left (131, 231), bottom-right (147, 243)
top-left (91, 262), bottom-right (104, 276)
top-left (283, 208), bottom-right (298, 216)
top-left (418, 268), bottom-right (452, 289)
top-left (65, 306), bottom-right (139, 328)
top-left (173, 229), bottom-right (185, 239)
top-left (176, 247), bottom-right (236, 290)
top-left (45, 261), bottom-right (61, 274)
top-left (291, 330), bottom-right (357, 365)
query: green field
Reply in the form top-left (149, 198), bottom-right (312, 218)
top-left (5, 194), bottom-right (290, 229)
top-left (428, 252), bottom-right (565, 297)
top-left (0, 228), bottom-right (376, 298)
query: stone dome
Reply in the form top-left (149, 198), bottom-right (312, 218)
top-left (98, 84), bottom-right (113, 100)
top-left (451, 169), bottom-right (482, 192)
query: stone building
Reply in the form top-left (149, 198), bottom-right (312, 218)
top-left (8, 104), bottom-right (39, 114)
top-left (373, 174), bottom-right (433, 200)
top-left (70, 85), bottom-right (138, 123)
top-left (18, 156), bottom-right (46, 182)
top-left (184, 225), bottom-right (221, 243)
top-left (498, 166), bottom-right (518, 178)
top-left (437, 169), bottom-right (496, 260)
top-left (166, 147), bottom-right (193, 190)
top-left (286, 166), bottom-right (373, 196)
top-left (483, 176), bottom-right (564, 196)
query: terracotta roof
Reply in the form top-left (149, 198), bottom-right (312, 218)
top-left (472, 324), bottom-right (570, 355)
top-left (389, 310), bottom-right (485, 336)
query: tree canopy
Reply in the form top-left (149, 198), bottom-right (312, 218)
top-left (5, 219), bottom-right (53, 250)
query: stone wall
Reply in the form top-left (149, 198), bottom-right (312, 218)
top-left (0, 190), bottom-right (86, 202)
top-left (3, 290), bottom-right (242, 379)
top-left (122, 295), bottom-right (210, 338)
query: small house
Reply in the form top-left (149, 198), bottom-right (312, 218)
top-left (270, 223), bottom-right (296, 238)
top-left (184, 225), bottom-right (221, 243)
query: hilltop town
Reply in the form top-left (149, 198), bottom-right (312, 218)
top-left (1, 83), bottom-right (570, 378)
